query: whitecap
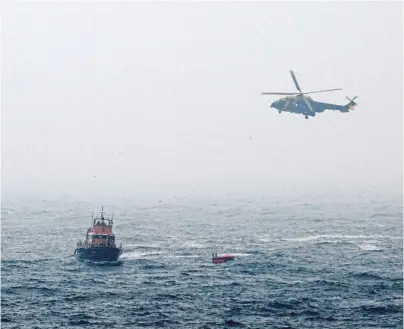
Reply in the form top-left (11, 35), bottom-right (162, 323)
top-left (358, 244), bottom-right (383, 251)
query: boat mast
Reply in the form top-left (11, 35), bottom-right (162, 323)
top-left (90, 205), bottom-right (94, 227)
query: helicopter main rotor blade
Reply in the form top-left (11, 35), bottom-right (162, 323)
top-left (290, 70), bottom-right (303, 93)
top-left (302, 88), bottom-right (342, 95)
top-left (261, 92), bottom-right (298, 95)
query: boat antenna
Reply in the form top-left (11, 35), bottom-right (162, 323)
top-left (91, 205), bottom-right (94, 227)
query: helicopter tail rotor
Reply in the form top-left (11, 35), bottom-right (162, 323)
top-left (346, 96), bottom-right (358, 110)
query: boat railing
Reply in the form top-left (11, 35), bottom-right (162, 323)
top-left (84, 241), bottom-right (117, 248)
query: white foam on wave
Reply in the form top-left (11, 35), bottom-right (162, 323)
top-left (120, 251), bottom-right (160, 260)
top-left (123, 244), bottom-right (138, 249)
top-left (180, 241), bottom-right (207, 249)
top-left (358, 244), bottom-right (383, 251)
top-left (169, 255), bottom-right (200, 258)
top-left (284, 234), bottom-right (401, 242)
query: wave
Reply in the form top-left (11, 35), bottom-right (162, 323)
top-left (357, 244), bottom-right (383, 251)
top-left (284, 234), bottom-right (402, 243)
top-left (350, 272), bottom-right (386, 281)
top-left (120, 251), bottom-right (160, 260)
top-left (282, 234), bottom-right (403, 243)
top-left (224, 319), bottom-right (246, 327)
top-left (169, 254), bottom-right (200, 258)
top-left (358, 304), bottom-right (402, 314)
top-left (1, 258), bottom-right (54, 265)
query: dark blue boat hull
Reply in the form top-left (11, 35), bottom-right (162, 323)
top-left (74, 247), bottom-right (123, 262)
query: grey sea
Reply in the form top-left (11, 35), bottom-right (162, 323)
top-left (1, 189), bottom-right (403, 328)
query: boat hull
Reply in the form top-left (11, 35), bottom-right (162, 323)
top-left (74, 247), bottom-right (122, 262)
top-left (212, 256), bottom-right (235, 264)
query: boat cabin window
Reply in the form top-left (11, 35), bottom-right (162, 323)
top-left (90, 234), bottom-right (114, 240)
top-left (92, 234), bottom-right (108, 239)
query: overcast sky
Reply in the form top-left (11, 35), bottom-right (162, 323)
top-left (2, 2), bottom-right (402, 200)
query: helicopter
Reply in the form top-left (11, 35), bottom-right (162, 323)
top-left (261, 70), bottom-right (358, 119)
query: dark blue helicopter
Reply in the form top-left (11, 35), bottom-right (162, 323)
top-left (261, 70), bottom-right (358, 119)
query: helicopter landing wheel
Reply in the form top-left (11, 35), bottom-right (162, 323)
top-left (305, 115), bottom-right (308, 119)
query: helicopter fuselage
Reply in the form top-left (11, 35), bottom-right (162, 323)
top-left (270, 96), bottom-right (354, 118)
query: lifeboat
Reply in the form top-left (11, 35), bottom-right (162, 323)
top-left (212, 253), bottom-right (235, 264)
top-left (74, 206), bottom-right (123, 262)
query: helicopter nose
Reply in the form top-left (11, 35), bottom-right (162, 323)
top-left (270, 100), bottom-right (280, 109)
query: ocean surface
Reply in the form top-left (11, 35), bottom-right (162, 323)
top-left (1, 191), bottom-right (403, 328)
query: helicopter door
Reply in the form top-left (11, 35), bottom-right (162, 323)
top-left (282, 99), bottom-right (291, 111)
